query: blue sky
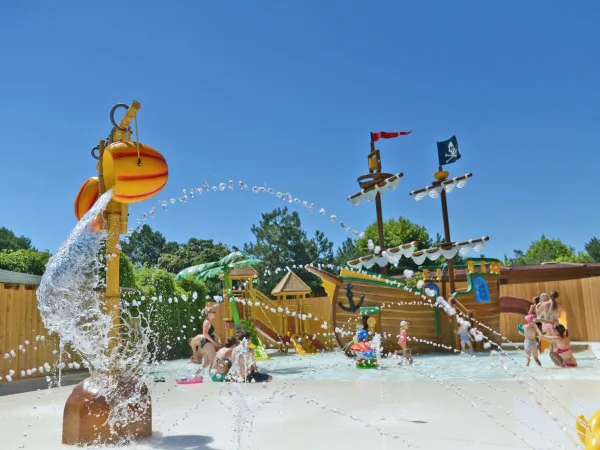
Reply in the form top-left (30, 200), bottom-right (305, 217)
top-left (1, 1), bottom-right (599, 260)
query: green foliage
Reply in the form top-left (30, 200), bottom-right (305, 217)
top-left (0, 227), bottom-right (33, 252)
top-left (355, 217), bottom-right (433, 275)
top-left (243, 207), bottom-right (333, 296)
top-left (503, 234), bottom-right (589, 266)
top-left (134, 267), bottom-right (190, 359)
top-left (158, 238), bottom-right (232, 298)
top-left (335, 237), bottom-right (362, 266)
top-left (0, 249), bottom-right (51, 275)
top-left (241, 317), bottom-right (260, 347)
top-left (121, 224), bottom-right (179, 267)
top-left (119, 253), bottom-right (137, 288)
top-left (585, 237), bottom-right (600, 262)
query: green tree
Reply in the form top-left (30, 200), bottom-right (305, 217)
top-left (503, 235), bottom-right (586, 266)
top-left (134, 267), bottom-right (192, 359)
top-left (243, 207), bottom-right (329, 295)
top-left (120, 224), bottom-right (178, 267)
top-left (0, 227), bottom-right (33, 252)
top-left (119, 253), bottom-right (137, 288)
top-left (157, 238), bottom-right (231, 274)
top-left (503, 249), bottom-right (525, 266)
top-left (335, 237), bottom-right (362, 267)
top-left (0, 249), bottom-right (51, 275)
top-left (585, 237), bottom-right (600, 262)
top-left (355, 217), bottom-right (433, 275)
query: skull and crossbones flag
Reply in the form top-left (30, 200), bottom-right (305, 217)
top-left (437, 135), bottom-right (461, 166)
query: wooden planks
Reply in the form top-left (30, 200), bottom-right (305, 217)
top-left (0, 282), bottom-right (83, 381)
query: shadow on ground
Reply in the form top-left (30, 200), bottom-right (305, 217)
top-left (147, 434), bottom-right (215, 449)
top-left (0, 370), bottom-right (89, 396)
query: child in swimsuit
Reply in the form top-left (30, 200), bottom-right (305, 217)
top-left (457, 321), bottom-right (474, 354)
top-left (394, 321), bottom-right (412, 365)
top-left (211, 336), bottom-right (237, 382)
top-left (519, 314), bottom-right (542, 366)
top-left (541, 323), bottom-right (577, 368)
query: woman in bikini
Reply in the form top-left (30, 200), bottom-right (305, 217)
top-left (541, 323), bottom-right (577, 367)
top-left (538, 291), bottom-right (565, 352)
top-left (194, 307), bottom-right (221, 375)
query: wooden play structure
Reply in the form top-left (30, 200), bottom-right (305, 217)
top-left (207, 269), bottom-right (328, 355)
top-left (307, 257), bottom-right (502, 353)
top-left (307, 132), bottom-right (505, 353)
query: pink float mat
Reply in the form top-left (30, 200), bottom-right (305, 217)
top-left (175, 375), bottom-right (204, 385)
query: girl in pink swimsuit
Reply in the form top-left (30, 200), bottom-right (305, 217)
top-left (394, 321), bottom-right (412, 364)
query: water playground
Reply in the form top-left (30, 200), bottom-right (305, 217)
top-left (1, 101), bottom-right (600, 450)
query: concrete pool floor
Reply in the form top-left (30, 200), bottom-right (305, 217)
top-left (1, 377), bottom-right (597, 450)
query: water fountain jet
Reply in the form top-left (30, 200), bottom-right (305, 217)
top-left (37, 101), bottom-right (168, 446)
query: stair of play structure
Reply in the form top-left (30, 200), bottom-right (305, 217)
top-left (238, 287), bottom-right (327, 355)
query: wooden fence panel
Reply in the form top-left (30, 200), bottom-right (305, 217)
top-left (499, 276), bottom-right (600, 342)
top-left (0, 283), bottom-right (82, 381)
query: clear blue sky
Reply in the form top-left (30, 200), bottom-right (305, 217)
top-left (1, 1), bottom-right (599, 260)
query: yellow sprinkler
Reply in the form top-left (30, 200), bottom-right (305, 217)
top-left (577, 410), bottom-right (600, 449)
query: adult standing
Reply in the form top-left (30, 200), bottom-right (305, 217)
top-left (196, 307), bottom-right (221, 375)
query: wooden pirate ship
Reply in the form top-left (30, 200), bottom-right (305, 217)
top-left (306, 133), bottom-right (502, 353)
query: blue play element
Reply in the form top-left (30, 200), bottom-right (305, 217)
top-left (473, 276), bottom-right (491, 303)
top-left (357, 329), bottom-right (368, 342)
top-left (517, 324), bottom-right (524, 334)
top-left (425, 282), bottom-right (440, 297)
top-left (358, 350), bottom-right (376, 360)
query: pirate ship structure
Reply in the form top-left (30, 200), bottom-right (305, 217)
top-left (306, 133), bottom-right (502, 353)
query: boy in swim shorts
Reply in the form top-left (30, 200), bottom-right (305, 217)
top-left (519, 315), bottom-right (542, 366)
top-left (457, 321), bottom-right (474, 354)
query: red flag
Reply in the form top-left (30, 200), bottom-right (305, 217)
top-left (370, 130), bottom-right (412, 143)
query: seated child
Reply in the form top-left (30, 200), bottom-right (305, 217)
top-left (229, 331), bottom-right (273, 383)
top-left (211, 336), bottom-right (237, 382)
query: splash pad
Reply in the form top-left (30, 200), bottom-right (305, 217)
top-left (18, 108), bottom-right (599, 450)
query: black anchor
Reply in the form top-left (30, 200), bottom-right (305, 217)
top-left (338, 282), bottom-right (364, 313)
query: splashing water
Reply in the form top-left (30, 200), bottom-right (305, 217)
top-left (37, 189), bottom-right (156, 432)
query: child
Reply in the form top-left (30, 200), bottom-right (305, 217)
top-left (394, 321), bottom-right (413, 365)
top-left (230, 331), bottom-right (273, 383)
top-left (519, 315), bottom-right (542, 366)
top-left (457, 321), bottom-right (474, 354)
top-left (211, 336), bottom-right (237, 382)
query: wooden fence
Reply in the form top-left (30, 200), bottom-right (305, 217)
top-left (0, 282), bottom-right (81, 382)
top-left (499, 276), bottom-right (600, 342)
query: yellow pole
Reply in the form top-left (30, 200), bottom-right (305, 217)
top-left (100, 101), bottom-right (140, 349)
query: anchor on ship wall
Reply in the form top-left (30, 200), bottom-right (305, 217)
top-left (338, 282), bottom-right (364, 313)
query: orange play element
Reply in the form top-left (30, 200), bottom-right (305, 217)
top-left (74, 177), bottom-right (99, 220)
top-left (74, 177), bottom-right (102, 231)
top-left (102, 141), bottom-right (168, 204)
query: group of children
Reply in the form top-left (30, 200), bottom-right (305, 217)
top-left (189, 307), bottom-right (272, 383)
top-left (393, 318), bottom-right (477, 365)
top-left (519, 291), bottom-right (577, 368)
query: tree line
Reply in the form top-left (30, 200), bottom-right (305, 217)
top-left (2, 213), bottom-right (600, 359)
